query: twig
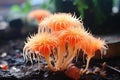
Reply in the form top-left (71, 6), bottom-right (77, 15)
top-left (106, 65), bottom-right (120, 73)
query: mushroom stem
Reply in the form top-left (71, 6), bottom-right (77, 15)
top-left (52, 49), bottom-right (57, 62)
top-left (55, 45), bottom-right (65, 70)
top-left (83, 56), bottom-right (92, 73)
top-left (45, 56), bottom-right (54, 70)
top-left (62, 45), bottom-right (77, 70)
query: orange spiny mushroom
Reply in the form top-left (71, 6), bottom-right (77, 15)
top-left (23, 12), bottom-right (108, 80)
top-left (79, 34), bottom-right (107, 72)
top-left (28, 9), bottom-right (51, 24)
top-left (23, 33), bottom-right (57, 70)
top-left (58, 27), bottom-right (87, 70)
top-left (60, 27), bottom-right (88, 69)
top-left (39, 13), bottom-right (83, 32)
top-left (56, 26), bottom-right (107, 71)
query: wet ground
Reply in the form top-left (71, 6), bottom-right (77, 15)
top-left (0, 35), bottom-right (120, 80)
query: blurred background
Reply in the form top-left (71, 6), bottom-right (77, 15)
top-left (0, 0), bottom-right (120, 39)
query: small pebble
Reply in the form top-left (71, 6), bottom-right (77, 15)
top-left (44, 71), bottom-right (49, 78)
top-left (93, 67), bottom-right (101, 73)
top-left (10, 66), bottom-right (20, 72)
top-left (1, 52), bottom-right (7, 57)
top-left (15, 49), bottom-right (20, 53)
top-left (102, 62), bottom-right (107, 70)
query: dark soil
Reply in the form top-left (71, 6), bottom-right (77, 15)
top-left (0, 37), bottom-right (120, 80)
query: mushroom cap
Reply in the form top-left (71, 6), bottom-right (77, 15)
top-left (39, 13), bottom-right (83, 32)
top-left (24, 33), bottom-right (57, 57)
top-left (58, 28), bottom-right (83, 46)
top-left (81, 35), bottom-right (107, 57)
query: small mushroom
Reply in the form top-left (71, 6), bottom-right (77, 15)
top-left (23, 33), bottom-right (57, 70)
top-left (28, 9), bottom-right (51, 24)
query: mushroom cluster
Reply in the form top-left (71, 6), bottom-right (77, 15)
top-left (23, 12), bottom-right (107, 73)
